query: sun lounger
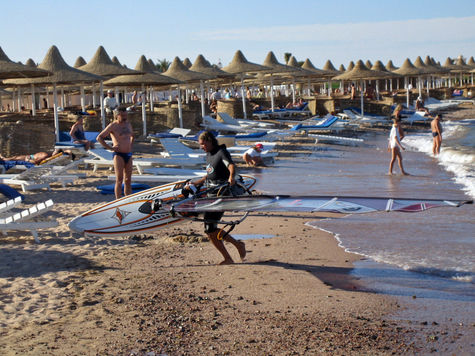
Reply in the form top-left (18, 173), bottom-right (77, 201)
top-left (55, 131), bottom-right (99, 152)
top-left (217, 112), bottom-right (275, 130)
top-left (0, 159), bottom-right (35, 174)
top-left (290, 115), bottom-right (341, 131)
top-left (148, 127), bottom-right (192, 141)
top-left (0, 198), bottom-right (58, 243)
top-left (202, 116), bottom-right (248, 133)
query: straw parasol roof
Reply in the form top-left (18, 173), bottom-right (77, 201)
top-left (322, 59), bottom-right (340, 75)
top-left (385, 60), bottom-right (398, 72)
top-left (392, 58), bottom-right (423, 76)
top-left (413, 56), bottom-right (434, 75)
top-left (78, 46), bottom-right (139, 77)
top-left (333, 60), bottom-right (394, 81)
top-left (74, 56), bottom-right (86, 68)
top-left (3, 45), bottom-right (102, 85)
top-left (25, 58), bottom-right (37, 67)
top-left (190, 54), bottom-right (234, 79)
top-left (424, 56), bottom-right (449, 74)
top-left (346, 61), bottom-right (355, 72)
top-left (301, 58), bottom-right (332, 77)
top-left (371, 60), bottom-right (390, 73)
top-left (103, 55), bottom-right (182, 87)
top-left (182, 58), bottom-right (192, 68)
top-left (286, 56), bottom-right (316, 77)
top-left (222, 50), bottom-right (269, 74)
top-left (111, 56), bottom-right (121, 66)
top-left (365, 60), bottom-right (373, 69)
top-left (163, 56), bottom-right (212, 82)
top-left (0, 46), bottom-right (51, 80)
top-left (261, 51), bottom-right (299, 75)
top-left (339, 64), bottom-right (346, 72)
top-left (467, 56), bottom-right (475, 68)
top-left (147, 58), bottom-right (156, 69)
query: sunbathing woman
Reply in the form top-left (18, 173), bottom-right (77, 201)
top-left (0, 149), bottom-right (70, 165)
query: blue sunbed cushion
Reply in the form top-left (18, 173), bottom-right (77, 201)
top-left (97, 183), bottom-right (151, 195)
top-left (0, 159), bottom-right (35, 171)
top-left (0, 184), bottom-right (24, 200)
top-left (57, 131), bottom-right (99, 146)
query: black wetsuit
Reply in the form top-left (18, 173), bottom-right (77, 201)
top-left (204, 144), bottom-right (234, 232)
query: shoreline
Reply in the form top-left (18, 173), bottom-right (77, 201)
top-left (1, 103), bottom-right (474, 354)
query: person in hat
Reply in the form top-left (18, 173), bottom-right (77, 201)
top-left (415, 96), bottom-right (429, 115)
top-left (97, 107), bottom-right (134, 199)
top-left (242, 143), bottom-right (265, 167)
top-left (430, 114), bottom-right (443, 156)
top-left (184, 131), bottom-right (246, 265)
top-left (103, 89), bottom-right (118, 114)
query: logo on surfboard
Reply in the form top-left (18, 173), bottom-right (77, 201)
top-left (112, 208), bottom-right (131, 224)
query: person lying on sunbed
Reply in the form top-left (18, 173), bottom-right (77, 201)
top-left (0, 149), bottom-right (73, 165)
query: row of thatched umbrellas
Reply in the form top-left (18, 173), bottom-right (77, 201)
top-left (1, 45), bottom-right (474, 138)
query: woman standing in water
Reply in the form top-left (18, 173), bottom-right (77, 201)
top-left (388, 108), bottom-right (408, 175)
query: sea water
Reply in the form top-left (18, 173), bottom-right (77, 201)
top-left (250, 121), bottom-right (474, 325)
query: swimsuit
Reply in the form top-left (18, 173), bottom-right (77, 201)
top-left (113, 152), bottom-right (132, 164)
top-left (432, 132), bottom-right (439, 137)
top-left (73, 129), bottom-right (86, 141)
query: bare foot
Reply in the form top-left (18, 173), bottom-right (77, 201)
top-left (236, 240), bottom-right (246, 260)
top-left (387, 172), bottom-right (393, 175)
top-left (219, 259), bottom-right (234, 265)
top-left (402, 172), bottom-right (410, 176)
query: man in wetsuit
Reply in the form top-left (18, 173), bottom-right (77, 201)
top-left (97, 107), bottom-right (134, 199)
top-left (186, 131), bottom-right (246, 265)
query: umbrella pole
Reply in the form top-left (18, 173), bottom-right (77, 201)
top-left (177, 85), bottom-right (183, 128)
top-left (92, 82), bottom-right (96, 107)
top-left (31, 84), bottom-right (36, 117)
top-left (150, 86), bottom-right (154, 114)
top-left (142, 84), bottom-right (147, 136)
top-left (53, 83), bottom-right (59, 142)
top-left (360, 79), bottom-right (364, 117)
top-left (270, 75), bottom-right (275, 112)
top-left (292, 77), bottom-right (296, 103)
top-left (80, 85), bottom-right (85, 112)
top-left (100, 81), bottom-right (105, 130)
top-left (200, 80), bottom-right (206, 121)
top-left (405, 77), bottom-right (410, 108)
top-left (17, 87), bottom-right (21, 113)
top-left (240, 74), bottom-right (247, 119)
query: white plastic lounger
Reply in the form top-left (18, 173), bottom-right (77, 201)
top-left (0, 199), bottom-right (58, 243)
top-left (217, 112), bottom-right (275, 129)
top-left (202, 116), bottom-right (247, 133)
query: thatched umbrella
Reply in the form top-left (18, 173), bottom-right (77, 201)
top-left (0, 46), bottom-right (51, 80)
top-left (163, 56), bottom-right (212, 127)
top-left (182, 58), bottom-right (192, 69)
top-left (322, 60), bottom-right (340, 96)
top-left (25, 58), bottom-right (37, 67)
top-left (190, 54), bottom-right (234, 118)
top-left (287, 56), bottom-right (319, 96)
top-left (386, 60), bottom-right (398, 72)
top-left (222, 50), bottom-right (269, 119)
top-left (74, 56), bottom-right (86, 68)
top-left (346, 61), bottom-right (355, 72)
top-left (261, 51), bottom-right (304, 111)
top-left (78, 46), bottom-right (141, 127)
top-left (371, 60), bottom-right (399, 95)
top-left (393, 58), bottom-right (424, 107)
top-left (111, 56), bottom-right (121, 66)
top-left (4, 45), bottom-right (103, 140)
top-left (365, 60), bottom-right (373, 69)
top-left (334, 60), bottom-right (393, 116)
top-left (104, 55), bottom-right (182, 135)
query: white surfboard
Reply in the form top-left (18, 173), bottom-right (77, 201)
top-left (69, 175), bottom-right (257, 237)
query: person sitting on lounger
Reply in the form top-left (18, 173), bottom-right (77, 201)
top-left (0, 149), bottom-right (72, 165)
top-left (285, 98), bottom-right (306, 109)
top-left (242, 143), bottom-right (265, 167)
top-left (70, 116), bottom-right (94, 150)
top-left (415, 96), bottom-right (429, 115)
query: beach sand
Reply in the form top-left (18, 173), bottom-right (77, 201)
top-left (0, 129), bottom-right (471, 355)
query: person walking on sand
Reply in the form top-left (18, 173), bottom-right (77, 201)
top-left (388, 116), bottom-right (408, 175)
top-left (431, 114), bottom-right (443, 156)
top-left (185, 131), bottom-right (246, 265)
top-left (97, 107), bottom-right (134, 199)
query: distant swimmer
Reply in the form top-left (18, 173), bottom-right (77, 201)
top-left (430, 114), bottom-right (443, 156)
top-left (388, 116), bottom-right (408, 175)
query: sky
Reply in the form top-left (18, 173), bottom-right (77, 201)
top-left (1, 0), bottom-right (475, 70)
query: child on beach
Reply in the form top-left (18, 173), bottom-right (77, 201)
top-left (242, 143), bottom-right (265, 167)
